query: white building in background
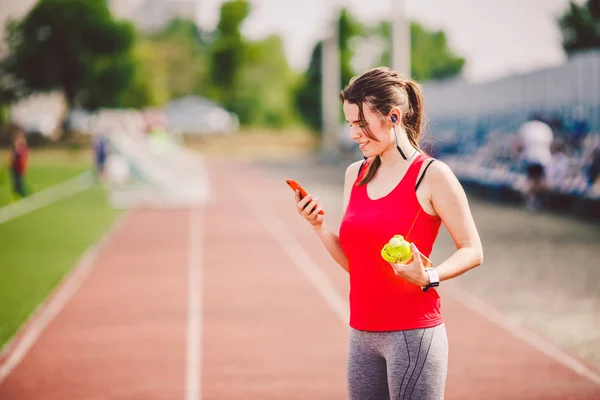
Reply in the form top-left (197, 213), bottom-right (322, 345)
top-left (110, 0), bottom-right (198, 33)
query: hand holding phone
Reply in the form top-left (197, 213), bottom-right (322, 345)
top-left (286, 179), bottom-right (325, 215)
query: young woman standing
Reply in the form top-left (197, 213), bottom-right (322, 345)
top-left (293, 67), bottom-right (483, 400)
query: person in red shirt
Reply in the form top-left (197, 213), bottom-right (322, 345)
top-left (293, 67), bottom-right (483, 400)
top-left (10, 128), bottom-right (29, 199)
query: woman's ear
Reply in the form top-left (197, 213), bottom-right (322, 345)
top-left (388, 107), bottom-right (402, 125)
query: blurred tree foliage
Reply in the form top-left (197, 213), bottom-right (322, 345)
top-left (234, 34), bottom-right (301, 127)
top-left (207, 0), bottom-right (299, 127)
top-left (295, 11), bottom-right (465, 132)
top-left (559, 0), bottom-right (600, 55)
top-left (339, 9), bottom-right (365, 90)
top-left (209, 0), bottom-right (249, 108)
top-left (376, 21), bottom-right (465, 82)
top-left (0, 0), bottom-right (467, 132)
top-left (295, 8), bottom-right (364, 132)
top-left (295, 41), bottom-right (323, 132)
top-left (0, 0), bottom-right (137, 113)
top-left (135, 18), bottom-right (210, 107)
top-left (137, 0), bottom-right (299, 127)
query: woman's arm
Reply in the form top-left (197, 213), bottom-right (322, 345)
top-left (427, 161), bottom-right (484, 282)
top-left (296, 160), bottom-right (363, 273)
top-left (312, 221), bottom-right (349, 272)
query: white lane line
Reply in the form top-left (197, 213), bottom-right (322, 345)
top-left (186, 207), bottom-right (204, 400)
top-left (444, 283), bottom-right (600, 386)
top-left (0, 212), bottom-right (130, 385)
top-left (243, 193), bottom-right (349, 324)
top-left (0, 171), bottom-right (95, 225)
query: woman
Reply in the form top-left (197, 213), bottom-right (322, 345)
top-left (293, 67), bottom-right (483, 400)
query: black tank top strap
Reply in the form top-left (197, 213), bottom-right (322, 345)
top-left (415, 157), bottom-right (436, 191)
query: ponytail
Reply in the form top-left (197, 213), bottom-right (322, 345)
top-left (403, 80), bottom-right (425, 151)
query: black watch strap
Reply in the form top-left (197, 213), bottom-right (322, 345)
top-left (421, 268), bottom-right (440, 292)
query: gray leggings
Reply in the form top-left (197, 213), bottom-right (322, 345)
top-left (347, 324), bottom-right (448, 400)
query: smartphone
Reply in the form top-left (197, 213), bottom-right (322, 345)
top-left (286, 179), bottom-right (325, 215)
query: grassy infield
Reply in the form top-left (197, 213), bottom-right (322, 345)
top-left (0, 149), bottom-right (121, 350)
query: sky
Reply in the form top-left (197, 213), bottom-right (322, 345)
top-left (195, 0), bottom-right (581, 83)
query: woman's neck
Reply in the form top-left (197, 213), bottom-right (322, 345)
top-left (379, 128), bottom-right (417, 167)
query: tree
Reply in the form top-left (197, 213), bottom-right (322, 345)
top-left (296, 8), bottom-right (365, 132)
top-left (295, 41), bottom-right (323, 132)
top-left (205, 0), bottom-right (301, 127)
top-left (210, 0), bottom-right (250, 108)
top-left (234, 34), bottom-right (300, 127)
top-left (0, 0), bottom-right (136, 113)
top-left (377, 21), bottom-right (465, 82)
top-left (0, 105), bottom-right (9, 142)
top-left (135, 18), bottom-right (211, 106)
top-left (338, 8), bottom-right (365, 88)
top-left (296, 15), bottom-right (465, 132)
top-left (82, 52), bottom-right (146, 109)
top-left (558, 0), bottom-right (600, 55)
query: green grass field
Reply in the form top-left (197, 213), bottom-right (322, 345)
top-left (0, 149), bottom-right (121, 350)
top-left (0, 149), bottom-right (93, 207)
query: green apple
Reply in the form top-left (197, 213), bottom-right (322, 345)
top-left (381, 235), bottom-right (412, 264)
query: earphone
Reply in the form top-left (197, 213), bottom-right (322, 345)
top-left (391, 114), bottom-right (407, 160)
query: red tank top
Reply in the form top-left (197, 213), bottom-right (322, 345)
top-left (339, 153), bottom-right (443, 331)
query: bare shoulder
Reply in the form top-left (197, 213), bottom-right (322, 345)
top-left (345, 158), bottom-right (373, 184)
top-left (418, 159), bottom-right (462, 195)
top-left (426, 159), bottom-right (458, 182)
top-left (342, 159), bottom-right (367, 212)
top-left (345, 159), bottom-right (365, 180)
top-left (422, 159), bottom-right (467, 202)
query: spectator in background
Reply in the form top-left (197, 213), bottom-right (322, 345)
top-left (547, 112), bottom-right (564, 139)
top-left (546, 142), bottom-right (569, 189)
top-left (93, 134), bottom-right (109, 181)
top-left (474, 122), bottom-right (487, 147)
top-left (569, 106), bottom-right (590, 150)
top-left (9, 127), bottom-right (29, 199)
top-left (516, 113), bottom-right (554, 209)
top-left (586, 147), bottom-right (600, 191)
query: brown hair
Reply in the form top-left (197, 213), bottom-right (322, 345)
top-left (339, 66), bottom-right (426, 185)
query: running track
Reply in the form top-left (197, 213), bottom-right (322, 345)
top-left (1, 160), bottom-right (599, 399)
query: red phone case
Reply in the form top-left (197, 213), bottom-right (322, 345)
top-left (286, 179), bottom-right (325, 215)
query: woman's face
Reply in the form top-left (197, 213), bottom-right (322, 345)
top-left (343, 101), bottom-right (394, 158)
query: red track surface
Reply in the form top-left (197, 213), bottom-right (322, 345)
top-left (1, 161), bottom-right (599, 399)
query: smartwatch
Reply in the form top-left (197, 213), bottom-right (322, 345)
top-left (421, 268), bottom-right (440, 292)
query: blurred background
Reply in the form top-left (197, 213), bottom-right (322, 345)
top-left (1, 0), bottom-right (600, 397)
top-left (1, 0), bottom-right (599, 209)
